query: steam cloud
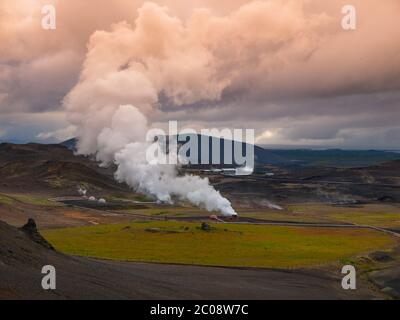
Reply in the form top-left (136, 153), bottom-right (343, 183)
top-left (3, 0), bottom-right (400, 150)
top-left (65, 2), bottom-right (261, 216)
top-left (70, 103), bottom-right (237, 216)
top-left (77, 186), bottom-right (87, 196)
top-left (64, 0), bottom-right (333, 215)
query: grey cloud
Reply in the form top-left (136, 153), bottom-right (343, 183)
top-left (0, 51), bottom-right (82, 113)
top-left (1, 0), bottom-right (400, 149)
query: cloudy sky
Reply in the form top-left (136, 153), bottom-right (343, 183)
top-left (1, 0), bottom-right (400, 148)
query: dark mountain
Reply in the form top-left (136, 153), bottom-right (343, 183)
top-left (0, 142), bottom-right (128, 194)
top-left (60, 138), bottom-right (77, 151)
top-left (63, 136), bottom-right (400, 168)
top-left (172, 134), bottom-right (289, 167)
top-left (60, 136), bottom-right (289, 166)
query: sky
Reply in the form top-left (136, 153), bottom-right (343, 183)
top-left (0, 0), bottom-right (400, 149)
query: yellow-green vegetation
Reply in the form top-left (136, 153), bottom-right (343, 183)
top-left (107, 193), bottom-right (155, 203)
top-left (0, 194), bottom-right (14, 205)
top-left (42, 221), bottom-right (397, 269)
top-left (118, 202), bottom-right (400, 229)
top-left (121, 206), bottom-right (203, 217)
top-left (287, 203), bottom-right (400, 228)
top-left (6, 193), bottom-right (60, 206)
top-left (241, 210), bottom-right (330, 223)
top-left (45, 177), bottom-right (69, 188)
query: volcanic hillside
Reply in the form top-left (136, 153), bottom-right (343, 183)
top-left (0, 143), bottom-right (129, 195)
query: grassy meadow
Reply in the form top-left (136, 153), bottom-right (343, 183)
top-left (0, 192), bottom-right (60, 207)
top-left (286, 203), bottom-right (400, 228)
top-left (42, 221), bottom-right (397, 269)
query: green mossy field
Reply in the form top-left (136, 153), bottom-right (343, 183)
top-left (42, 221), bottom-right (397, 269)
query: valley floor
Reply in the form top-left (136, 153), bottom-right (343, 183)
top-left (0, 220), bottom-right (382, 300)
top-left (1, 191), bottom-right (400, 300)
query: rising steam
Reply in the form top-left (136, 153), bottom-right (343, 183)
top-left (71, 103), bottom-right (236, 216)
top-left (64, 1), bottom-right (319, 216)
top-left (63, 3), bottom-right (246, 216)
top-left (101, 105), bottom-right (237, 216)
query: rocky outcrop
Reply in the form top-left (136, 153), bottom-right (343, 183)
top-left (20, 218), bottom-right (54, 250)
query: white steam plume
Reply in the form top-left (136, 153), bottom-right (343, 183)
top-left (98, 105), bottom-right (237, 216)
top-left (64, 2), bottom-right (317, 216)
top-left (77, 186), bottom-right (87, 196)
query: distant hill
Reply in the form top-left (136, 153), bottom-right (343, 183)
top-left (59, 138), bottom-right (400, 168)
top-left (60, 136), bottom-right (289, 166)
top-left (0, 142), bottom-right (129, 195)
top-left (172, 134), bottom-right (289, 167)
top-left (60, 138), bottom-right (77, 151)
